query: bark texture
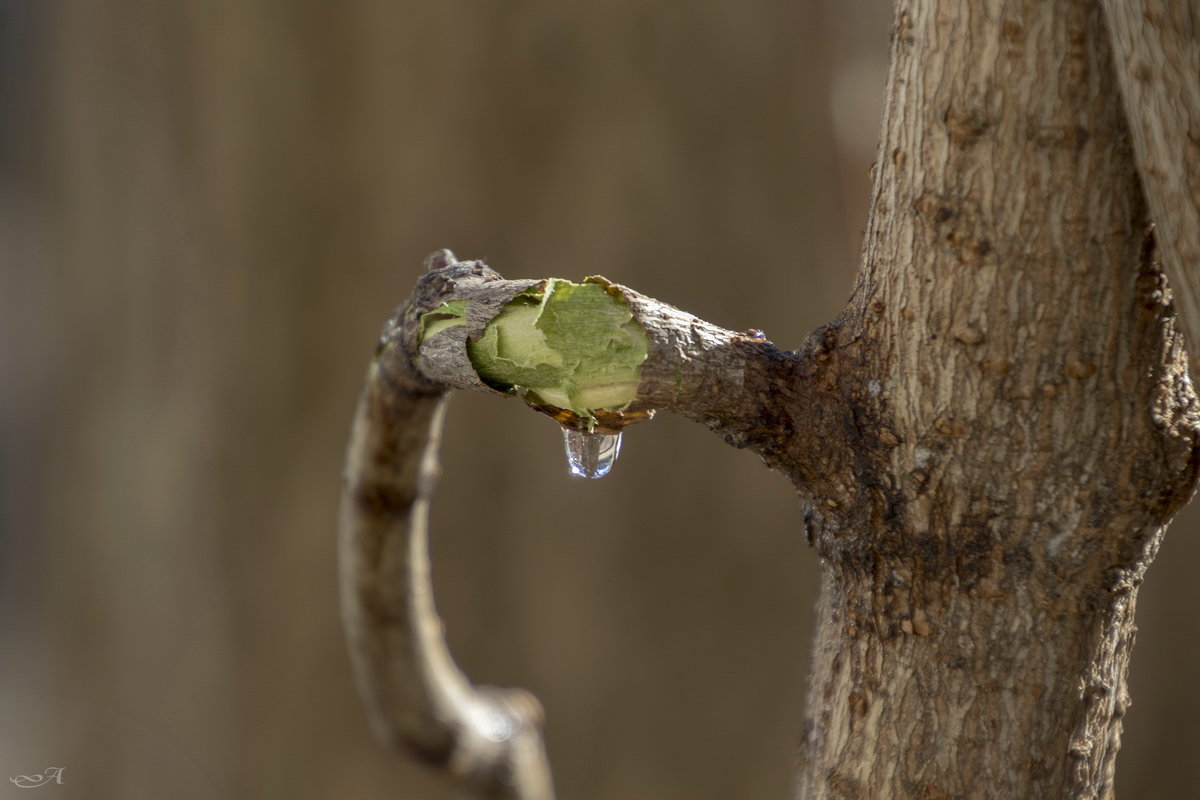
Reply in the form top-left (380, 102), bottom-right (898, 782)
top-left (793, 1), bottom-right (1200, 797)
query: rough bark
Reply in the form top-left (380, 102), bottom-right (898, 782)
top-left (793, 1), bottom-right (1200, 797)
top-left (339, 1), bottom-right (1200, 798)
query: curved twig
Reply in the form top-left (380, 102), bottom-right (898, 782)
top-left (339, 251), bottom-right (555, 799)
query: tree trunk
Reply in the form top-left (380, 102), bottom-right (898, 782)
top-left (794, 1), bottom-right (1200, 797)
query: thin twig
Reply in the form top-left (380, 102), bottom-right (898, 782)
top-left (339, 251), bottom-right (555, 799)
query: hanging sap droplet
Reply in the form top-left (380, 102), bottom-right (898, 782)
top-left (562, 427), bottom-right (623, 479)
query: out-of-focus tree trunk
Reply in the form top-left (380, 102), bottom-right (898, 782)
top-left (1100, 0), bottom-right (1200, 367)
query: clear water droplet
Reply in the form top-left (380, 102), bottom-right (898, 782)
top-left (562, 427), bottom-right (622, 479)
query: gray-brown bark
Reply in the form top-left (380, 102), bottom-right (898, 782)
top-left (794, 1), bottom-right (1200, 797)
top-left (341, 260), bottom-right (555, 799)
top-left (339, 1), bottom-right (1200, 798)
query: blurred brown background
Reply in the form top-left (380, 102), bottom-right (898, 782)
top-left (1, 2), bottom-right (1196, 798)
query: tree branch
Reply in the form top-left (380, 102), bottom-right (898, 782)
top-left (410, 252), bottom-right (799, 441)
top-left (338, 250), bottom-right (796, 797)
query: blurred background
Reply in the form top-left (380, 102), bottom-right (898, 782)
top-left (1, 1), bottom-right (1196, 798)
